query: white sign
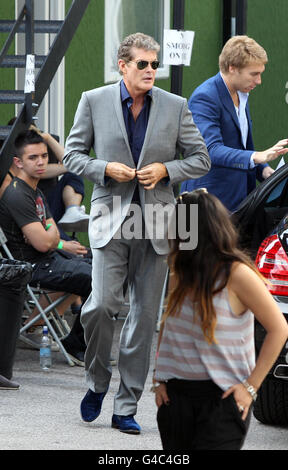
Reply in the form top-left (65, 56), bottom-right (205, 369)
top-left (24, 54), bottom-right (35, 93)
top-left (163, 29), bottom-right (195, 66)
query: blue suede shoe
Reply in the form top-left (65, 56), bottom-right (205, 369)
top-left (80, 389), bottom-right (106, 422)
top-left (111, 414), bottom-right (141, 434)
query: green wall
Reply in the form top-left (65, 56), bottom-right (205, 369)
top-left (64, 0), bottom-right (104, 243)
top-left (2, 0), bottom-right (287, 166)
top-left (247, 0), bottom-right (288, 161)
top-left (0, 3), bottom-right (16, 126)
top-left (64, 0), bottom-right (104, 139)
top-left (182, 0), bottom-right (222, 100)
top-left (1, 1), bottom-right (288, 245)
top-left (63, 0), bottom-right (222, 245)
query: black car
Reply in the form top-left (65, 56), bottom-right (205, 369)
top-left (233, 163), bottom-right (288, 425)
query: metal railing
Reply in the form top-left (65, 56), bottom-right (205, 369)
top-left (0, 0), bottom-right (90, 184)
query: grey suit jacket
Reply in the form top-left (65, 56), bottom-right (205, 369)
top-left (63, 81), bottom-right (210, 254)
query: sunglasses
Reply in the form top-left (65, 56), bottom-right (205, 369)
top-left (129, 60), bottom-right (160, 70)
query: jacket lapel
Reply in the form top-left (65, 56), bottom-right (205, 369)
top-left (245, 101), bottom-right (254, 149)
top-left (137, 87), bottom-right (158, 169)
top-left (111, 82), bottom-right (159, 169)
top-left (111, 82), bottom-right (135, 166)
top-left (215, 72), bottom-right (241, 133)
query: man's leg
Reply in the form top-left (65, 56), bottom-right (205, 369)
top-left (24, 292), bottom-right (78, 327)
top-left (113, 238), bottom-right (167, 416)
top-left (81, 239), bottom-right (130, 393)
top-left (43, 173), bottom-right (89, 236)
top-left (30, 252), bottom-right (91, 299)
top-left (55, 173), bottom-right (89, 234)
top-left (61, 184), bottom-right (82, 208)
top-left (44, 172), bottom-right (85, 223)
top-left (30, 252), bottom-right (92, 361)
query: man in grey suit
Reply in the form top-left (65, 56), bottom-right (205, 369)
top-left (63, 32), bottom-right (210, 434)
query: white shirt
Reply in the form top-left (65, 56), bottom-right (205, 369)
top-left (220, 73), bottom-right (255, 168)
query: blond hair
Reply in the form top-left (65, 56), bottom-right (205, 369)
top-left (219, 35), bottom-right (268, 73)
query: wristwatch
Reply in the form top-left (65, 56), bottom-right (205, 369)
top-left (243, 380), bottom-right (258, 401)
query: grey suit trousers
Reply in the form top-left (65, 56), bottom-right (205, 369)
top-left (81, 234), bottom-right (167, 416)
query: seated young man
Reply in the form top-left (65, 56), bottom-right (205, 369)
top-left (1, 123), bottom-right (90, 244)
top-left (0, 129), bottom-right (92, 366)
top-left (34, 127), bottom-right (90, 236)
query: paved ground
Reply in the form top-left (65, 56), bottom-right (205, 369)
top-left (0, 316), bottom-right (162, 451)
top-left (1, 316), bottom-right (288, 451)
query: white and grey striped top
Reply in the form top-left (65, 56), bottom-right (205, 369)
top-left (155, 287), bottom-right (255, 391)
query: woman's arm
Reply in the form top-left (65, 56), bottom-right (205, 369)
top-left (223, 262), bottom-right (288, 419)
top-left (153, 271), bottom-right (175, 408)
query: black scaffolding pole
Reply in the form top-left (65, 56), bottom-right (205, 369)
top-left (236, 0), bottom-right (247, 34)
top-left (222, 0), bottom-right (247, 45)
top-left (170, 0), bottom-right (185, 96)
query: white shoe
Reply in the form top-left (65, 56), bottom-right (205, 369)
top-left (57, 206), bottom-right (90, 232)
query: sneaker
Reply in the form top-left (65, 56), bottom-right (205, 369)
top-left (19, 326), bottom-right (60, 352)
top-left (0, 375), bottom-right (20, 390)
top-left (111, 414), bottom-right (141, 434)
top-left (58, 206), bottom-right (90, 232)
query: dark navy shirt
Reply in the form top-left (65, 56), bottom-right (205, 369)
top-left (120, 80), bottom-right (152, 166)
top-left (120, 80), bottom-right (152, 203)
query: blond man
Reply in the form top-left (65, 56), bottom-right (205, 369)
top-left (181, 35), bottom-right (288, 212)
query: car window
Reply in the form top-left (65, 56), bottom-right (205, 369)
top-left (265, 176), bottom-right (288, 207)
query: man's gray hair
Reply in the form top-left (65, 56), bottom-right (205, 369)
top-left (117, 32), bottom-right (160, 63)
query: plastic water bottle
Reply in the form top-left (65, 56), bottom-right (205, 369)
top-left (40, 326), bottom-right (52, 370)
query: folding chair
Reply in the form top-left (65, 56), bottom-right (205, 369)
top-left (0, 227), bottom-right (75, 366)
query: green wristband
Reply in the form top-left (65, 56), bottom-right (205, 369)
top-left (45, 223), bottom-right (52, 231)
top-left (57, 241), bottom-right (63, 250)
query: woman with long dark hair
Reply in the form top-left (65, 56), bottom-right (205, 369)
top-left (153, 189), bottom-right (288, 450)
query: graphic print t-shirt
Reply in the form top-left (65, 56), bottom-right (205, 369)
top-left (0, 177), bottom-right (52, 262)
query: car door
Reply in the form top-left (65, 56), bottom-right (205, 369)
top-left (232, 163), bottom-right (288, 257)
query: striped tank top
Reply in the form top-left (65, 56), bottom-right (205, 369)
top-left (154, 287), bottom-right (255, 391)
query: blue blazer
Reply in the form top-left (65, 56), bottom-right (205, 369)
top-left (181, 72), bottom-right (266, 212)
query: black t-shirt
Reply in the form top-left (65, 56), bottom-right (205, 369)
top-left (0, 177), bottom-right (52, 263)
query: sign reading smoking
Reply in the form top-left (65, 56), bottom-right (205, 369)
top-left (163, 30), bottom-right (195, 66)
top-left (24, 54), bottom-right (35, 93)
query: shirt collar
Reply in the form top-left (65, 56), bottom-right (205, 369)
top-left (237, 90), bottom-right (249, 108)
top-left (220, 72), bottom-right (249, 105)
top-left (120, 79), bottom-right (152, 104)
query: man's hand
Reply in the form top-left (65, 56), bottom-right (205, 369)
top-left (136, 163), bottom-right (168, 190)
top-left (262, 166), bottom-right (275, 180)
top-left (62, 240), bottom-right (88, 256)
top-left (105, 162), bottom-right (136, 182)
top-left (253, 139), bottom-right (288, 165)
